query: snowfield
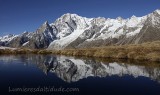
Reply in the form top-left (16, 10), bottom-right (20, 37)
top-left (0, 46), bottom-right (17, 50)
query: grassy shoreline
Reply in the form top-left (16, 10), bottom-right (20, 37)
top-left (1, 41), bottom-right (160, 62)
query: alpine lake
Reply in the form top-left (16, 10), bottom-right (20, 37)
top-left (0, 54), bottom-right (160, 95)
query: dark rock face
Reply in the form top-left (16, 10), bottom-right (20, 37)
top-left (7, 32), bottom-right (30, 48)
top-left (2, 21), bottom-right (56, 49)
top-left (24, 21), bottom-right (56, 49)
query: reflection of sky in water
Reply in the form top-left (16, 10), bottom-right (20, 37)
top-left (0, 55), bottom-right (160, 95)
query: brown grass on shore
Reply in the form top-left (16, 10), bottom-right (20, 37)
top-left (50, 41), bottom-right (160, 62)
top-left (1, 41), bottom-right (160, 62)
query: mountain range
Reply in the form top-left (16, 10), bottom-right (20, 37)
top-left (0, 9), bottom-right (160, 50)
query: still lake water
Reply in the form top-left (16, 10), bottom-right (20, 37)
top-left (0, 54), bottom-right (160, 95)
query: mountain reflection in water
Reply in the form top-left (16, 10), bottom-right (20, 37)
top-left (0, 54), bottom-right (160, 83)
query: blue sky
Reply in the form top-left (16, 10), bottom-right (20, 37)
top-left (0, 0), bottom-right (160, 36)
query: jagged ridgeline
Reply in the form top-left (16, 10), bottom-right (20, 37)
top-left (0, 9), bottom-right (160, 49)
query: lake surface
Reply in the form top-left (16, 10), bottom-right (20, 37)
top-left (0, 54), bottom-right (160, 95)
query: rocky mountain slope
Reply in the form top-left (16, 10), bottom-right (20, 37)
top-left (0, 9), bottom-right (160, 49)
top-left (0, 21), bottom-right (56, 49)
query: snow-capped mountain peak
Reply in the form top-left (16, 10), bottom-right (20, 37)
top-left (48, 10), bottom-right (160, 49)
top-left (146, 9), bottom-right (160, 26)
top-left (116, 16), bottom-right (123, 21)
top-left (131, 15), bottom-right (137, 19)
top-left (43, 21), bottom-right (49, 25)
top-left (154, 9), bottom-right (160, 15)
top-left (0, 34), bottom-right (18, 42)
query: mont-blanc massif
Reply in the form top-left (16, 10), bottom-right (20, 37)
top-left (1, 0), bottom-right (160, 95)
top-left (0, 9), bottom-right (160, 50)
